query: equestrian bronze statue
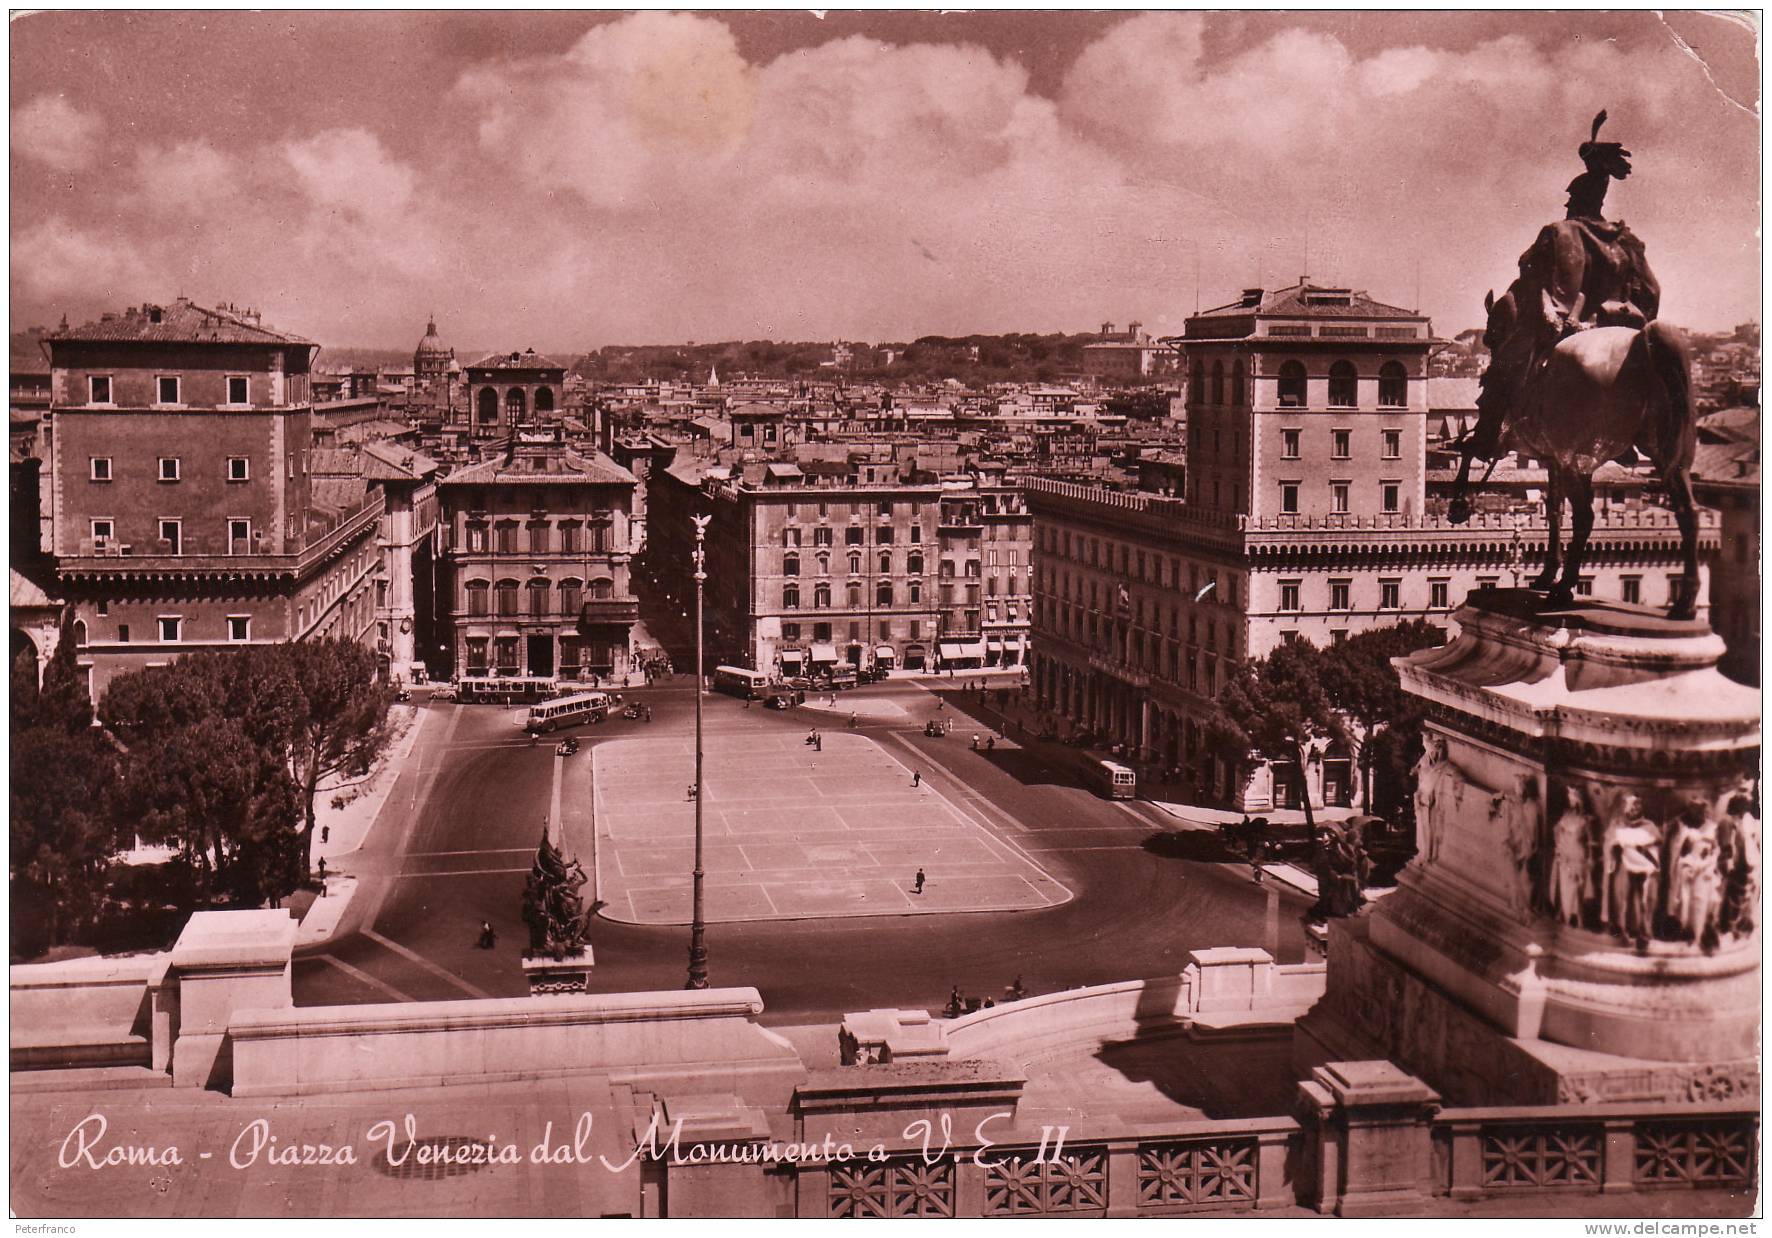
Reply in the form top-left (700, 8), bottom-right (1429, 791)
top-left (1449, 112), bottom-right (1700, 618)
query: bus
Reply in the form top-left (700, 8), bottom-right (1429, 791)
top-left (711, 665), bottom-right (771, 699)
top-left (525, 691), bottom-right (615, 733)
top-left (1090, 759), bottom-right (1137, 800)
top-left (455, 676), bottom-right (561, 705)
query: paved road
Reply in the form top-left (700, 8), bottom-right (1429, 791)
top-left (294, 678), bottom-right (1313, 1024)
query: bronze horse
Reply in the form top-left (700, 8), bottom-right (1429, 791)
top-left (1462, 286), bottom-right (1700, 618)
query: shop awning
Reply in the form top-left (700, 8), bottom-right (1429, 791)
top-left (779, 649), bottom-right (804, 665)
top-left (986, 639), bottom-right (1005, 653)
top-left (939, 640), bottom-right (985, 661)
top-left (875, 645), bottom-right (896, 661)
top-left (810, 643), bottom-right (839, 663)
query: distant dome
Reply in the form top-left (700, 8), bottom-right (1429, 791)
top-left (415, 316), bottom-right (450, 358)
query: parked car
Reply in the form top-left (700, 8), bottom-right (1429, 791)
top-left (1218, 815), bottom-right (1316, 862)
top-left (924, 720), bottom-right (946, 738)
top-left (430, 685), bottom-right (457, 702)
top-left (556, 737), bottom-right (579, 756)
top-left (784, 676), bottom-right (815, 691)
top-left (764, 692), bottom-right (802, 710)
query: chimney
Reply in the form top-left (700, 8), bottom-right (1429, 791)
top-left (1240, 288), bottom-right (1264, 308)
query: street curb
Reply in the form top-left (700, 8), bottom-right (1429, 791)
top-left (293, 707), bottom-right (434, 953)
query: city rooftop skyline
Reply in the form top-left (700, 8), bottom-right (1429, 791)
top-left (10, 10), bottom-right (1760, 352)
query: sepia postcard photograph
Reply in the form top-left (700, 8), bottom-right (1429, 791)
top-left (7, 7), bottom-right (1762, 1226)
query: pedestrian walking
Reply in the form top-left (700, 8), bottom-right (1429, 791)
top-left (914, 867), bottom-right (926, 895)
top-left (321, 825), bottom-right (330, 844)
top-left (912, 770), bottom-right (921, 788)
top-left (815, 733), bottom-right (823, 752)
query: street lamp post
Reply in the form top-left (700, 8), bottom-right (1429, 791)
top-left (686, 514), bottom-right (712, 989)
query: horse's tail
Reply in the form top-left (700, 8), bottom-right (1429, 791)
top-left (1640, 320), bottom-right (1695, 469)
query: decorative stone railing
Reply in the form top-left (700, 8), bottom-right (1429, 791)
top-left (1432, 1102), bottom-right (1758, 1199)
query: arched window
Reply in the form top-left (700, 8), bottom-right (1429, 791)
top-left (534, 387), bottom-right (555, 414)
top-left (587, 577), bottom-right (614, 600)
top-left (476, 387), bottom-right (498, 425)
top-left (876, 581), bottom-right (893, 606)
top-left (848, 551), bottom-right (862, 575)
top-left (814, 583), bottom-right (831, 608)
top-left (505, 387), bottom-right (527, 423)
top-left (1191, 360), bottom-right (1205, 405)
top-left (1328, 361), bottom-right (1358, 408)
top-left (816, 553), bottom-right (830, 575)
top-left (1231, 361), bottom-right (1245, 406)
top-left (1278, 361), bottom-right (1308, 408)
top-left (527, 578), bottom-right (550, 617)
top-left (907, 551), bottom-right (924, 575)
top-left (558, 578), bottom-right (582, 615)
top-left (495, 579), bottom-right (519, 616)
top-left (847, 582), bottom-right (862, 607)
top-left (783, 584), bottom-right (800, 609)
top-left (72, 619), bottom-right (87, 647)
top-left (1378, 361), bottom-right (1408, 408)
top-left (878, 552), bottom-right (892, 574)
top-left (465, 579), bottom-right (489, 615)
top-left (1210, 360), bottom-right (1225, 405)
top-left (783, 553), bottom-right (800, 577)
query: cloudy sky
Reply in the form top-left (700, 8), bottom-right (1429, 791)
top-left (10, 10), bottom-right (1760, 353)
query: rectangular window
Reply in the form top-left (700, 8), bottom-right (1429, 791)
top-left (117, 624), bottom-right (130, 643)
top-left (227, 615), bottom-right (250, 641)
top-left (227, 376), bottom-right (250, 404)
top-left (227, 456), bottom-right (250, 482)
top-left (1332, 429), bottom-right (1351, 459)
top-left (814, 527), bottom-right (833, 546)
top-left (496, 524), bottom-right (518, 553)
top-left (88, 375), bottom-right (112, 404)
top-left (158, 519), bottom-right (181, 554)
top-left (159, 457), bottom-right (181, 482)
top-left (875, 526), bottom-right (893, 544)
top-left (782, 622), bottom-right (800, 641)
top-left (1330, 580), bottom-right (1351, 610)
top-left (814, 622), bottom-right (832, 641)
top-left (1280, 482), bottom-right (1299, 514)
top-left (1430, 579), bottom-right (1450, 609)
top-left (1383, 429), bottom-right (1402, 459)
top-left (466, 524), bottom-right (488, 553)
top-left (1281, 428), bottom-right (1300, 459)
top-left (1382, 481), bottom-right (1401, 513)
top-left (1331, 482), bottom-right (1350, 513)
top-left (228, 518), bottom-right (251, 553)
top-left (1279, 580), bottom-right (1301, 612)
top-left (1576, 576), bottom-right (1594, 597)
top-left (90, 518), bottom-right (114, 544)
top-left (529, 523), bottom-right (550, 554)
top-left (1621, 575), bottom-right (1642, 604)
top-left (1476, 576), bottom-right (1500, 592)
top-left (158, 616), bottom-right (182, 642)
top-left (157, 376), bottom-right (180, 405)
top-left (1380, 579), bottom-right (1401, 609)
top-left (910, 525), bottom-right (921, 544)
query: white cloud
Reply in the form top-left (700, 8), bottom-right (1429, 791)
top-left (13, 218), bottom-right (156, 301)
top-left (134, 140), bottom-right (240, 214)
top-left (283, 127), bottom-right (416, 217)
top-left (11, 95), bottom-right (102, 171)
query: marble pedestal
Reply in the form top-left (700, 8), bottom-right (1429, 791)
top-left (1298, 592), bottom-right (1760, 1105)
top-left (523, 949), bottom-right (595, 996)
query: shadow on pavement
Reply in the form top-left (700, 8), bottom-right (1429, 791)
top-left (1140, 829), bottom-right (1241, 864)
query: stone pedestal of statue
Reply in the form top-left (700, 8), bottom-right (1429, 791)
top-left (1297, 590), bottom-right (1759, 1105)
top-left (522, 948), bottom-right (595, 996)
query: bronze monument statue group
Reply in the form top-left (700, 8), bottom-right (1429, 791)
top-left (522, 819), bottom-right (593, 960)
top-left (1450, 111), bottom-right (1701, 619)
